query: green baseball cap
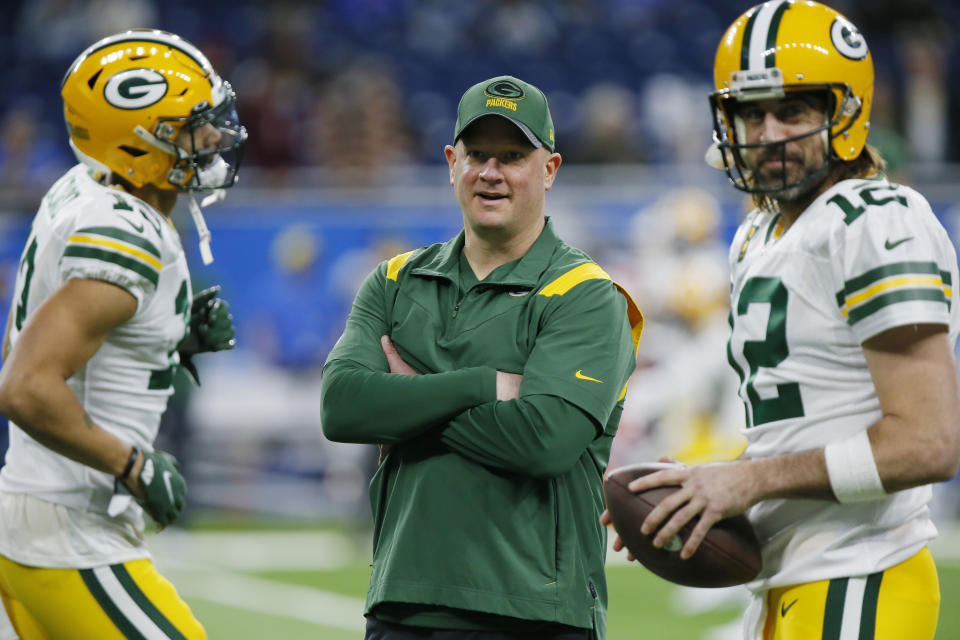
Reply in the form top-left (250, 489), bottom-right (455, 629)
top-left (454, 75), bottom-right (555, 151)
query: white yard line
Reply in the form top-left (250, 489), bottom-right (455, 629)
top-left (162, 564), bottom-right (366, 631)
top-left (150, 528), bottom-right (367, 631)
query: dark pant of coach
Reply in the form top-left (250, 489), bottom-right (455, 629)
top-left (365, 617), bottom-right (594, 639)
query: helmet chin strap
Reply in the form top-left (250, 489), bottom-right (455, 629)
top-left (135, 125), bottom-right (231, 265)
top-left (187, 195), bottom-right (215, 265)
top-left (187, 157), bottom-right (231, 265)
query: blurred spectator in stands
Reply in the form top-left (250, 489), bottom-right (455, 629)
top-left (0, 106), bottom-right (72, 211)
top-left (305, 60), bottom-right (414, 185)
top-left (565, 83), bottom-right (645, 164)
top-left (641, 74), bottom-right (716, 163)
top-left (901, 35), bottom-right (947, 164)
top-left (15, 0), bottom-right (156, 61)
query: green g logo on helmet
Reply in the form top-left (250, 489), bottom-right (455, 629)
top-left (104, 69), bottom-right (168, 110)
top-left (830, 17), bottom-right (868, 61)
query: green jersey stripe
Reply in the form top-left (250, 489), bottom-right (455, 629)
top-left (740, 7), bottom-right (760, 70)
top-left (848, 288), bottom-right (948, 325)
top-left (111, 564), bottom-right (189, 640)
top-left (764, 1), bottom-right (791, 68)
top-left (839, 261), bottom-right (941, 300)
top-left (941, 270), bottom-right (952, 286)
top-left (858, 571), bottom-right (883, 640)
top-left (764, 213), bottom-right (782, 244)
top-left (822, 577), bottom-right (848, 640)
top-left (77, 226), bottom-right (161, 259)
top-left (79, 569), bottom-right (148, 640)
top-left (63, 246), bottom-right (160, 286)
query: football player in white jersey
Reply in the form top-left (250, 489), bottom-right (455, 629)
top-left (604, 2), bottom-right (960, 638)
top-left (0, 30), bottom-right (244, 639)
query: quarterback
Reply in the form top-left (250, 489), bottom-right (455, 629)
top-left (605, 2), bottom-right (960, 638)
top-left (0, 30), bottom-right (243, 639)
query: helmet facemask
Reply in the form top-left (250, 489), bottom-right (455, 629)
top-left (142, 82), bottom-right (246, 192)
top-left (710, 82), bottom-right (861, 201)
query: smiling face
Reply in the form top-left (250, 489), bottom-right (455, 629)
top-left (733, 92), bottom-right (831, 202)
top-left (445, 115), bottom-right (561, 246)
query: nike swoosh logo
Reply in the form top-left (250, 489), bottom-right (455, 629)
top-left (575, 370), bottom-right (602, 383)
top-left (884, 236), bottom-right (914, 250)
top-left (781, 598), bottom-right (798, 617)
top-left (121, 216), bottom-right (145, 233)
top-left (162, 470), bottom-right (175, 503)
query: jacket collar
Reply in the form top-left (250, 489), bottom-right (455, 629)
top-left (412, 217), bottom-right (560, 288)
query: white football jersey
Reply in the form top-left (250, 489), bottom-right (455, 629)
top-left (726, 176), bottom-right (959, 590)
top-left (0, 165), bottom-right (191, 530)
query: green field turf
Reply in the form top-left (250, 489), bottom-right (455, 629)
top-left (153, 527), bottom-right (960, 639)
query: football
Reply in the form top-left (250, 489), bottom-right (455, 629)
top-left (603, 462), bottom-right (762, 588)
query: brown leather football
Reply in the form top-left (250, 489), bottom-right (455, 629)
top-left (603, 462), bottom-right (762, 588)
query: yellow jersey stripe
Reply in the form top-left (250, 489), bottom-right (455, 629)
top-left (68, 235), bottom-right (162, 271)
top-left (841, 276), bottom-right (945, 317)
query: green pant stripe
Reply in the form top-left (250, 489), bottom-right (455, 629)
top-left (848, 288), bottom-right (948, 324)
top-left (858, 571), bottom-right (883, 640)
top-left (764, 1), bottom-right (790, 68)
top-left (822, 577), bottom-right (848, 640)
top-left (79, 568), bottom-right (148, 640)
top-left (77, 226), bottom-right (161, 259)
top-left (63, 245), bottom-right (160, 286)
top-left (111, 563), bottom-right (188, 640)
top-left (740, 7), bottom-right (759, 70)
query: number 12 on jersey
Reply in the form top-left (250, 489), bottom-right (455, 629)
top-left (728, 276), bottom-right (805, 427)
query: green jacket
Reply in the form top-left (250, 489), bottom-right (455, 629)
top-left (322, 219), bottom-right (642, 636)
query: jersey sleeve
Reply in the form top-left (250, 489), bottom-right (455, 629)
top-left (58, 194), bottom-right (164, 307)
top-left (829, 181), bottom-right (955, 343)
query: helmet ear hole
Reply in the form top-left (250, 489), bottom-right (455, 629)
top-left (86, 69), bottom-right (102, 90)
top-left (119, 145), bottom-right (148, 157)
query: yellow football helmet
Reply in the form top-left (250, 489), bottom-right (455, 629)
top-left (709, 0), bottom-right (873, 194)
top-left (61, 29), bottom-right (246, 192)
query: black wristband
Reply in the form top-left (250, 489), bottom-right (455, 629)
top-left (118, 445), bottom-right (140, 482)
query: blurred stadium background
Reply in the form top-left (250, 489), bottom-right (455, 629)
top-left (1, 0), bottom-right (959, 638)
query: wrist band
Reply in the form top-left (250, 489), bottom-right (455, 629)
top-left (824, 430), bottom-right (886, 503)
top-left (118, 445), bottom-right (140, 483)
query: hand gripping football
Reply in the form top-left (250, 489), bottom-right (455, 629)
top-left (603, 462), bottom-right (762, 588)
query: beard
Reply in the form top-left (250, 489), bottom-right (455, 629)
top-left (751, 150), bottom-right (826, 203)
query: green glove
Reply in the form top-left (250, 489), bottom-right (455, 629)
top-left (178, 285), bottom-right (236, 384)
top-left (137, 450), bottom-right (186, 527)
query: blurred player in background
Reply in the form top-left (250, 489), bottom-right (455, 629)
top-left (322, 75), bottom-right (642, 639)
top-left (605, 2), bottom-right (960, 638)
top-left (0, 30), bottom-right (243, 639)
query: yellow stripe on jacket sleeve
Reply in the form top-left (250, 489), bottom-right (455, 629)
top-left (614, 282), bottom-right (644, 355)
top-left (67, 235), bottom-right (162, 270)
top-left (385, 250), bottom-right (416, 281)
top-left (538, 262), bottom-right (610, 297)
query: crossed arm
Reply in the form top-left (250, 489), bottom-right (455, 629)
top-left (323, 335), bottom-right (600, 478)
top-left (604, 323), bottom-right (960, 560)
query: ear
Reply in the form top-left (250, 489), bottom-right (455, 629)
top-left (444, 145), bottom-right (457, 186)
top-left (543, 151), bottom-right (562, 191)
